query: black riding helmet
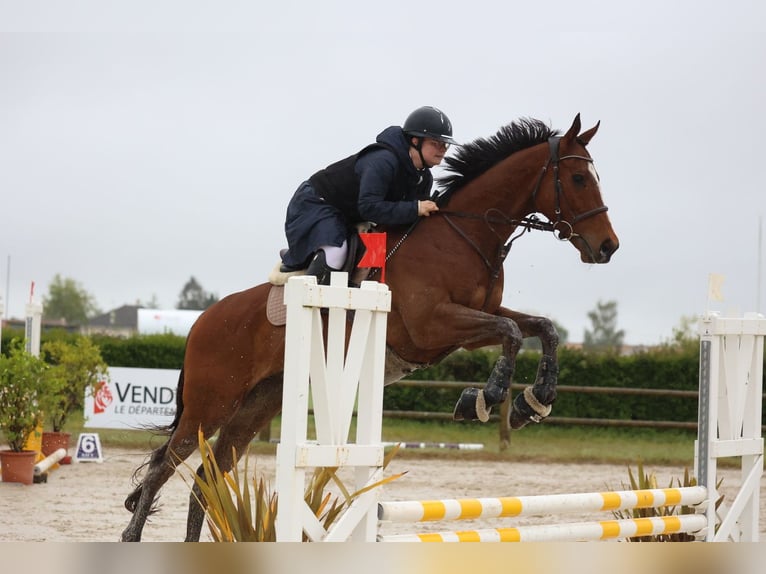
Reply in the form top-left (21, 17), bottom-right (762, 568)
top-left (403, 106), bottom-right (457, 169)
top-left (403, 106), bottom-right (458, 145)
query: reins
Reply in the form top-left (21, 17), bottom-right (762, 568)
top-left (367, 136), bottom-right (609, 289)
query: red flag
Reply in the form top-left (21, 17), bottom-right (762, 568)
top-left (358, 232), bottom-right (387, 282)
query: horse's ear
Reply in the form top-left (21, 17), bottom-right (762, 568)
top-left (563, 113), bottom-right (582, 142)
top-left (577, 121), bottom-right (600, 146)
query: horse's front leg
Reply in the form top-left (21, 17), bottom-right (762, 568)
top-left (452, 350), bottom-right (517, 423)
top-left (402, 303), bottom-right (524, 424)
top-left (449, 307), bottom-right (559, 428)
top-left (499, 308), bottom-right (560, 429)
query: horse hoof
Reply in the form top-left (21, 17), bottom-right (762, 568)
top-left (509, 386), bottom-right (552, 429)
top-left (453, 387), bottom-right (479, 420)
top-left (453, 388), bottom-right (491, 422)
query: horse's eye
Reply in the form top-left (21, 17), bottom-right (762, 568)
top-left (572, 173), bottom-right (585, 185)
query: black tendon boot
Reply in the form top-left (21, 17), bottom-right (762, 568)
top-left (453, 356), bottom-right (511, 422)
top-left (305, 250), bottom-right (339, 286)
top-left (509, 354), bottom-right (557, 429)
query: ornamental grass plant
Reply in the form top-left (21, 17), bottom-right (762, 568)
top-left (182, 430), bottom-right (403, 542)
top-left (609, 459), bottom-right (723, 542)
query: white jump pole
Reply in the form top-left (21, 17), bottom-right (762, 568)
top-left (380, 514), bottom-right (709, 543)
top-left (34, 448), bottom-right (67, 476)
top-left (378, 486), bottom-right (708, 523)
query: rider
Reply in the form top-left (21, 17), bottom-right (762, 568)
top-left (279, 106), bottom-right (457, 284)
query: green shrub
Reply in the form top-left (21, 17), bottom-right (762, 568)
top-left (0, 341), bottom-right (51, 451)
top-left (4, 329), bottom-right (761, 425)
top-left (42, 338), bottom-right (110, 432)
top-left (90, 333), bottom-right (186, 368)
top-left (383, 345), bottom-right (737, 424)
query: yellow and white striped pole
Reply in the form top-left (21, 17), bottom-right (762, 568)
top-left (378, 486), bottom-right (707, 523)
top-left (378, 514), bottom-right (708, 542)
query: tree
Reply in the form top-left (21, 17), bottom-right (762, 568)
top-left (583, 299), bottom-right (624, 354)
top-left (42, 274), bottom-right (100, 325)
top-left (661, 314), bottom-right (699, 352)
top-left (135, 294), bottom-right (161, 308)
top-left (177, 276), bottom-right (219, 310)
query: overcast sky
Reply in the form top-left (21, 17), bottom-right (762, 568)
top-left (1, 1), bottom-right (764, 345)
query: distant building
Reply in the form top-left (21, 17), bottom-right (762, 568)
top-left (3, 304), bottom-right (201, 339)
top-left (83, 305), bottom-right (142, 337)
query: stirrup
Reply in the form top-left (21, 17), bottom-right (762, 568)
top-left (305, 250), bottom-right (341, 286)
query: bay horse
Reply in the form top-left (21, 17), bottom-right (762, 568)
top-left (121, 114), bottom-right (619, 541)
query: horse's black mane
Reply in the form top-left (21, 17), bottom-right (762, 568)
top-left (437, 117), bottom-right (559, 198)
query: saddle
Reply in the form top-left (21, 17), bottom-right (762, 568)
top-left (266, 227), bottom-right (375, 326)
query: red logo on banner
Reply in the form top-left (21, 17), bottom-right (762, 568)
top-left (358, 232), bottom-right (387, 282)
top-left (93, 380), bottom-right (114, 414)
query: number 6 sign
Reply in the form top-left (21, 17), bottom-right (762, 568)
top-left (75, 433), bottom-right (103, 463)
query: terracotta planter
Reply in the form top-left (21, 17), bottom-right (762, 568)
top-left (0, 450), bottom-right (37, 485)
top-left (41, 432), bottom-right (72, 464)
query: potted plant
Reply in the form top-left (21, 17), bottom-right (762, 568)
top-left (0, 341), bottom-right (50, 484)
top-left (40, 338), bottom-right (109, 461)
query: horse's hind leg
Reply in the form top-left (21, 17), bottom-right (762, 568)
top-left (184, 374), bottom-right (284, 542)
top-left (121, 431), bottom-right (200, 542)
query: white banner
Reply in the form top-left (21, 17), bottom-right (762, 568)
top-left (137, 308), bottom-right (202, 336)
top-left (84, 367), bottom-right (179, 430)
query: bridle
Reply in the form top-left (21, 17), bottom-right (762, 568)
top-left (531, 136), bottom-right (609, 242)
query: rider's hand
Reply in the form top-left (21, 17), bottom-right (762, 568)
top-left (418, 200), bottom-right (439, 217)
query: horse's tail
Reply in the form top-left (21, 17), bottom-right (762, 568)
top-left (144, 367), bottom-right (185, 435)
top-left (124, 368), bottom-right (185, 515)
top-left (164, 367), bottom-right (185, 434)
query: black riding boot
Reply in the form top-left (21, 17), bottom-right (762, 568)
top-left (305, 250), bottom-right (340, 286)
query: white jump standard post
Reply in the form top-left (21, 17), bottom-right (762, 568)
top-left (275, 272), bottom-right (391, 542)
top-left (25, 299), bottom-right (43, 357)
top-left (695, 312), bottom-right (765, 542)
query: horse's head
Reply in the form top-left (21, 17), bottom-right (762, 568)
top-left (533, 114), bottom-right (619, 263)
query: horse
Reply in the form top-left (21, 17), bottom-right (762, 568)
top-left (121, 113), bottom-right (619, 541)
